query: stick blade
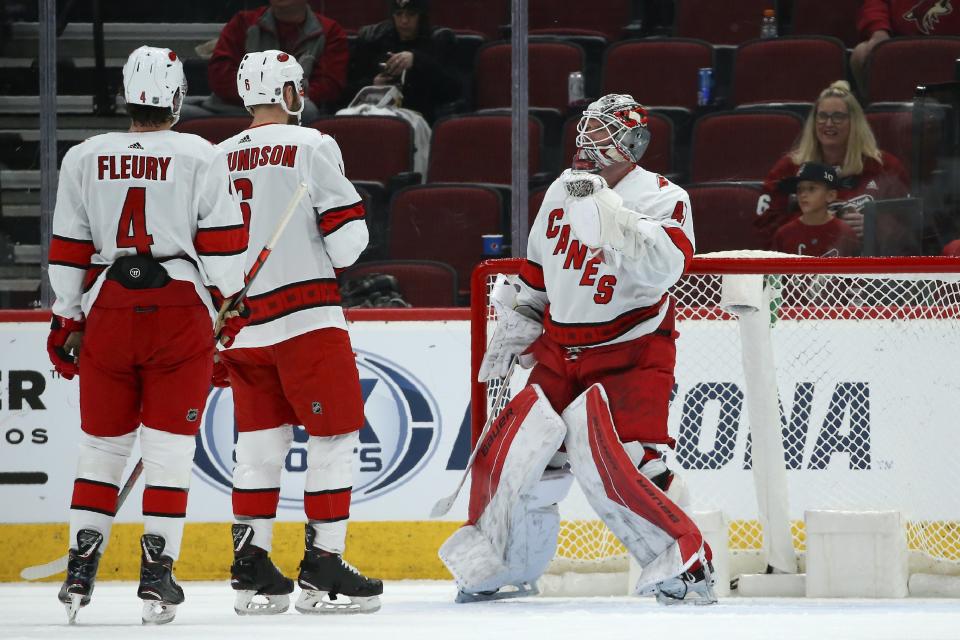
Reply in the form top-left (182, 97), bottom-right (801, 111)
top-left (20, 555), bottom-right (67, 581)
top-left (430, 495), bottom-right (456, 519)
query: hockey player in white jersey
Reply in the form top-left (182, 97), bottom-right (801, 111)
top-left (49, 46), bottom-right (250, 624)
top-left (440, 94), bottom-right (716, 605)
top-left (215, 50), bottom-right (382, 615)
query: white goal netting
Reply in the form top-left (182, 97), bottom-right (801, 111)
top-left (471, 255), bottom-right (960, 581)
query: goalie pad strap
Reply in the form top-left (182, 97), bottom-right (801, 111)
top-left (563, 384), bottom-right (703, 591)
top-left (440, 385), bottom-right (569, 593)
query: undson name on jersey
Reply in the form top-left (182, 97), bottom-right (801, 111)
top-left (226, 145), bottom-right (298, 172)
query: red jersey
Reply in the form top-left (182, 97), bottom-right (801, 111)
top-left (755, 151), bottom-right (909, 247)
top-left (208, 7), bottom-right (348, 106)
top-left (772, 217), bottom-right (861, 257)
top-left (859, 0), bottom-right (960, 37)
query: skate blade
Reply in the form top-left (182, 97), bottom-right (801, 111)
top-left (234, 591), bottom-right (290, 616)
top-left (65, 593), bottom-right (84, 624)
top-left (455, 583), bottom-right (539, 604)
top-left (295, 589), bottom-right (381, 615)
top-left (141, 600), bottom-right (178, 625)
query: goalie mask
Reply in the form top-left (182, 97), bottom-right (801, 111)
top-left (237, 50), bottom-right (305, 122)
top-left (574, 93), bottom-right (651, 168)
top-left (122, 46), bottom-right (187, 124)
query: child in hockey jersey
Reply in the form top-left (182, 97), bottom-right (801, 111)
top-left (772, 162), bottom-right (861, 257)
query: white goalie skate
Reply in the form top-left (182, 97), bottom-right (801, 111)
top-left (454, 582), bottom-right (540, 604)
top-left (643, 559), bottom-right (718, 606)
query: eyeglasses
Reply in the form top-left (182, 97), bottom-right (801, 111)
top-left (816, 111), bottom-right (850, 124)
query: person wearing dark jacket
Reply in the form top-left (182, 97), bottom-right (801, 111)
top-left (347, 0), bottom-right (461, 123)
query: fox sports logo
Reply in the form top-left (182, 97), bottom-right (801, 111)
top-left (194, 350), bottom-right (441, 506)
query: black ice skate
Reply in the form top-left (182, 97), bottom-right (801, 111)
top-left (137, 534), bottom-right (185, 624)
top-left (652, 557), bottom-right (718, 606)
top-left (295, 525), bottom-right (383, 614)
top-left (57, 529), bottom-right (104, 624)
top-left (230, 524), bottom-right (294, 615)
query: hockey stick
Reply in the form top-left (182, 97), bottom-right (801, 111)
top-left (19, 183), bottom-right (309, 581)
top-left (430, 357), bottom-right (517, 518)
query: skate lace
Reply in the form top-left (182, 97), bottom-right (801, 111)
top-left (340, 557), bottom-right (362, 576)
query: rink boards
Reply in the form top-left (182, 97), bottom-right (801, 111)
top-left (1, 310), bottom-right (958, 580)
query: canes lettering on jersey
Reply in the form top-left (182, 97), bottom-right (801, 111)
top-left (543, 207), bottom-right (619, 304)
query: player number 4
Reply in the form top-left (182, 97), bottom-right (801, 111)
top-left (116, 187), bottom-right (154, 255)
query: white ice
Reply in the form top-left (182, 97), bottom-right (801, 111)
top-left (3, 581), bottom-right (960, 640)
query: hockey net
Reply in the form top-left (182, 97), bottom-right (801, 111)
top-left (470, 254), bottom-right (960, 588)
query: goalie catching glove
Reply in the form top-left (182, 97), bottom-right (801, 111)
top-left (561, 168), bottom-right (659, 261)
top-left (477, 276), bottom-right (542, 382)
top-left (47, 315), bottom-right (85, 379)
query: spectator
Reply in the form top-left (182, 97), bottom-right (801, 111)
top-left (850, 0), bottom-right (960, 89)
top-left (755, 80), bottom-right (909, 247)
top-left (943, 238), bottom-right (960, 256)
top-left (346, 0), bottom-right (461, 123)
top-left (204, 0), bottom-right (348, 121)
top-left (772, 163), bottom-right (861, 257)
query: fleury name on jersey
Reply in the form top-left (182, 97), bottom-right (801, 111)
top-left (96, 154), bottom-right (172, 181)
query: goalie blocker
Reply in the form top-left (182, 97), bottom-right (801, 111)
top-left (440, 384), bottom-right (716, 605)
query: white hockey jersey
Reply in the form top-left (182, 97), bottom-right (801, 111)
top-left (217, 123), bottom-right (368, 349)
top-left (49, 130), bottom-right (248, 320)
top-left (516, 166), bottom-right (695, 348)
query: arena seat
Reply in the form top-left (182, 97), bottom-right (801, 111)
top-left (341, 260), bottom-right (458, 307)
top-left (309, 0), bottom-right (384, 33)
top-left (432, 0), bottom-right (510, 40)
top-left (690, 110), bottom-right (804, 182)
top-left (173, 116), bottom-right (251, 144)
top-left (790, 0), bottom-right (861, 47)
top-left (732, 36), bottom-right (847, 106)
top-left (602, 39), bottom-right (714, 111)
top-left (308, 115), bottom-right (415, 184)
top-left (687, 182), bottom-right (764, 252)
top-left (865, 37), bottom-right (960, 104)
top-left (673, 0), bottom-right (771, 45)
top-left (528, 0), bottom-right (634, 41)
top-left (388, 184), bottom-right (504, 297)
top-left (428, 114), bottom-right (542, 185)
top-left (475, 41), bottom-right (585, 112)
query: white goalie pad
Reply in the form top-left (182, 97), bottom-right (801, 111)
top-left (562, 384), bottom-right (706, 595)
top-left (439, 385), bottom-right (570, 594)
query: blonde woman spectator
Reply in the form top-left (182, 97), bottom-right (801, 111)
top-left (755, 80), bottom-right (909, 247)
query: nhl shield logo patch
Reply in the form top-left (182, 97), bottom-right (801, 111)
top-left (186, 408), bottom-right (199, 422)
top-left (311, 401), bottom-right (323, 415)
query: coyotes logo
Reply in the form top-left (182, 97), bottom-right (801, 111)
top-left (903, 0), bottom-right (953, 34)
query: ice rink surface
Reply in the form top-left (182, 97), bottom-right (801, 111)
top-left (3, 581), bottom-right (960, 640)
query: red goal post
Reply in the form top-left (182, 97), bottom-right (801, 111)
top-left (470, 254), bottom-right (960, 588)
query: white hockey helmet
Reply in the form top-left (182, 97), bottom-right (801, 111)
top-left (237, 50), bottom-right (305, 119)
top-left (574, 93), bottom-right (651, 168)
top-left (122, 45), bottom-right (187, 124)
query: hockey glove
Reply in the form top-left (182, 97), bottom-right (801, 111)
top-left (216, 298), bottom-right (251, 348)
top-left (211, 354), bottom-right (230, 388)
top-left (478, 305), bottom-right (542, 382)
top-left (47, 315), bottom-right (85, 380)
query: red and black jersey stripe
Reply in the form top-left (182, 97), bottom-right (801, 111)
top-left (304, 487), bottom-right (351, 523)
top-left (543, 295), bottom-right (668, 347)
top-left (519, 259), bottom-right (545, 291)
top-left (246, 278), bottom-right (341, 326)
top-left (49, 235), bottom-right (95, 269)
top-left (317, 201), bottom-right (365, 236)
top-left (194, 223), bottom-right (249, 256)
top-left (71, 478), bottom-right (119, 516)
top-left (142, 485), bottom-right (188, 518)
top-left (664, 226), bottom-right (693, 274)
top-left (232, 487), bottom-right (281, 520)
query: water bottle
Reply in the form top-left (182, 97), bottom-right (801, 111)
top-left (761, 8), bottom-right (777, 39)
top-left (568, 71), bottom-right (585, 107)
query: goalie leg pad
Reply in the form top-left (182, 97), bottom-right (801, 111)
top-left (233, 426), bottom-right (294, 552)
top-left (562, 384), bottom-right (705, 594)
top-left (439, 385), bottom-right (569, 595)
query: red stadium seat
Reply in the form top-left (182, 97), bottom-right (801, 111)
top-left (602, 39), bottom-right (714, 111)
top-left (341, 260), bottom-right (458, 307)
top-left (428, 114), bottom-right (542, 184)
top-left (475, 41), bottom-right (585, 112)
top-left (173, 116), bottom-right (251, 144)
top-left (308, 116), bottom-right (414, 184)
top-left (687, 182), bottom-right (764, 253)
top-left (790, 0), bottom-right (861, 48)
top-left (431, 0), bottom-right (510, 39)
top-left (866, 105), bottom-right (946, 186)
top-left (561, 111), bottom-right (675, 176)
top-left (865, 37), bottom-right (960, 104)
top-left (690, 110), bottom-right (804, 182)
top-left (674, 0), bottom-right (771, 45)
top-left (528, 0), bottom-right (634, 41)
top-left (732, 37), bottom-right (847, 106)
top-left (388, 185), bottom-right (504, 296)
top-left (309, 0), bottom-right (383, 33)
